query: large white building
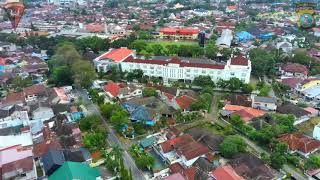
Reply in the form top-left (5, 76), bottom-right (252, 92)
top-left (94, 48), bottom-right (252, 84)
top-left (121, 56), bottom-right (251, 84)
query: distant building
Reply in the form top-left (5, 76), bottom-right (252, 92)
top-left (216, 29), bottom-right (233, 48)
top-left (198, 32), bottom-right (206, 47)
top-left (158, 27), bottom-right (200, 40)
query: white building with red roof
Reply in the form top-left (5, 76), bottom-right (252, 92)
top-left (158, 27), bottom-right (200, 40)
top-left (121, 55), bottom-right (251, 84)
top-left (93, 47), bottom-right (136, 73)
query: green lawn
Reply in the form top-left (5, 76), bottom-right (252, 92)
top-left (296, 117), bottom-right (320, 136)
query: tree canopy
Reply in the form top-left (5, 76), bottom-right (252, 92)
top-left (219, 135), bottom-right (247, 158)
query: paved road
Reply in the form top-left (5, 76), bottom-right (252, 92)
top-left (75, 88), bottom-right (146, 180)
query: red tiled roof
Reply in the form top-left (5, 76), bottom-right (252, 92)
top-left (183, 167), bottom-right (197, 180)
top-left (281, 78), bottom-right (303, 88)
top-left (160, 134), bottom-right (194, 153)
top-left (1, 92), bottom-right (24, 105)
top-left (176, 141), bottom-right (210, 160)
top-left (23, 84), bottom-right (46, 96)
top-left (212, 165), bottom-right (244, 180)
top-left (123, 57), bottom-right (225, 70)
top-left (104, 81), bottom-right (120, 97)
top-left (159, 27), bottom-right (199, 35)
top-left (33, 140), bottom-right (62, 157)
top-left (1, 157), bottom-right (34, 174)
top-left (281, 63), bottom-right (309, 75)
top-left (98, 48), bottom-right (134, 62)
top-left (164, 173), bottom-right (186, 180)
top-left (232, 108), bottom-right (266, 123)
top-left (169, 162), bottom-right (184, 173)
top-left (175, 95), bottom-right (196, 110)
top-left (164, 92), bottom-right (175, 101)
top-left (279, 133), bottom-right (320, 154)
top-left (230, 56), bottom-right (249, 66)
top-left (85, 23), bottom-right (105, 33)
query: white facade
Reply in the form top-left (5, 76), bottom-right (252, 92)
top-left (121, 57), bottom-right (251, 84)
top-left (0, 111), bottom-right (29, 129)
top-left (313, 125), bottom-right (320, 140)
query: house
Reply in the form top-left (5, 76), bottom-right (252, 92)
top-left (0, 132), bottom-right (33, 148)
top-left (0, 105), bottom-right (29, 130)
top-left (280, 63), bottom-right (309, 79)
top-left (94, 47), bottom-right (135, 73)
top-left (103, 81), bottom-right (142, 100)
top-left (229, 153), bottom-right (275, 180)
top-left (212, 165), bottom-right (244, 180)
top-left (0, 145), bottom-right (36, 180)
top-left (279, 133), bottom-right (320, 157)
top-left (228, 94), bottom-right (252, 107)
top-left (31, 103), bottom-right (55, 122)
top-left (277, 103), bottom-right (311, 125)
top-left (251, 96), bottom-right (277, 111)
top-left (276, 41), bottom-right (293, 54)
top-left (216, 29), bottom-right (233, 48)
top-left (23, 84), bottom-right (48, 102)
top-left (166, 127), bottom-right (183, 140)
top-left (42, 148), bottom-right (90, 175)
top-left (164, 173), bottom-right (186, 180)
top-left (168, 162), bottom-right (197, 180)
top-left (140, 136), bottom-right (157, 149)
top-left (48, 161), bottom-right (101, 180)
top-left (187, 128), bottom-right (224, 152)
top-left (222, 104), bottom-right (266, 123)
top-left (281, 77), bottom-right (303, 89)
top-left (172, 95), bottom-right (196, 112)
top-left (50, 87), bottom-right (70, 104)
top-left (1, 157), bottom-right (36, 180)
top-left (158, 134), bottom-right (210, 167)
top-left (296, 78), bottom-right (320, 92)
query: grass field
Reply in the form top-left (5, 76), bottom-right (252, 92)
top-left (296, 117), bottom-right (320, 136)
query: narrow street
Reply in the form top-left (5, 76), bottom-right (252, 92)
top-left (75, 88), bottom-right (146, 180)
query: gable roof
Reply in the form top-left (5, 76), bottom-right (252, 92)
top-left (49, 161), bottom-right (100, 180)
top-left (281, 78), bottom-right (303, 89)
top-left (1, 157), bottom-right (34, 175)
top-left (233, 108), bottom-right (266, 123)
top-left (253, 96), bottom-right (277, 104)
top-left (278, 133), bottom-right (320, 154)
top-left (104, 81), bottom-right (120, 97)
top-left (164, 173), bottom-right (186, 180)
top-left (212, 165), bottom-right (244, 180)
top-left (175, 95), bottom-right (196, 110)
top-left (277, 103), bottom-right (311, 118)
top-left (281, 63), bottom-right (309, 75)
top-left (97, 48), bottom-right (134, 63)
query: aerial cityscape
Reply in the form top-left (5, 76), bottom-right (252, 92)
top-left (1, 0), bottom-right (320, 179)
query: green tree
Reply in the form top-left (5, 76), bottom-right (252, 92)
top-left (270, 152), bottom-right (287, 169)
top-left (100, 103), bottom-right (122, 119)
top-left (75, 36), bottom-right (110, 53)
top-left (305, 155), bottom-right (320, 170)
top-left (205, 41), bottom-right (218, 59)
top-left (49, 66), bottom-right (74, 86)
top-left (11, 76), bottom-right (32, 91)
top-left (291, 50), bottom-right (314, 66)
top-left (143, 87), bottom-right (158, 97)
top-left (219, 135), bottom-right (247, 158)
top-left (72, 61), bottom-right (97, 88)
top-left (83, 132), bottom-right (106, 150)
top-left (110, 109), bottom-right (130, 132)
top-left (79, 115), bottom-right (101, 132)
top-left (249, 48), bottom-right (275, 77)
top-left (129, 40), bottom-right (148, 53)
top-left (51, 42), bottom-right (82, 67)
top-left (228, 77), bottom-right (244, 92)
top-left (193, 75), bottom-right (215, 87)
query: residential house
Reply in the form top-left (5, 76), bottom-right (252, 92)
top-left (0, 131), bottom-right (33, 149)
top-left (277, 103), bottom-right (311, 125)
top-left (103, 81), bottom-right (142, 100)
top-left (229, 153), bottom-right (275, 180)
top-left (296, 78), bottom-right (320, 92)
top-left (48, 162), bottom-right (101, 180)
top-left (93, 47), bottom-right (135, 73)
top-left (280, 63), bottom-right (309, 79)
top-left (187, 128), bottom-right (224, 153)
top-left (158, 134), bottom-right (210, 167)
top-left (166, 127), bottom-right (183, 140)
top-left (279, 133), bottom-right (320, 157)
top-left (171, 95), bottom-right (196, 112)
top-left (227, 94), bottom-right (252, 107)
top-left (164, 173), bottom-right (186, 180)
top-left (123, 96), bottom-right (175, 124)
top-left (168, 162), bottom-right (197, 180)
top-left (222, 104), bottom-right (266, 123)
top-left (212, 165), bottom-right (244, 180)
top-left (30, 103), bottom-right (55, 122)
top-left (50, 87), bottom-right (70, 104)
top-left (251, 96), bottom-right (277, 111)
top-left (23, 84), bottom-right (48, 103)
top-left (0, 105), bottom-right (28, 130)
top-left (216, 29), bottom-right (233, 48)
top-left (0, 145), bottom-right (36, 180)
top-left (42, 148), bottom-right (92, 175)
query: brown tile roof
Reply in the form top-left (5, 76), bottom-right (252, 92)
top-left (230, 56), bottom-right (249, 66)
top-left (33, 140), bottom-right (62, 157)
top-left (23, 84), bottom-right (46, 96)
top-left (1, 92), bottom-right (24, 105)
top-left (278, 132), bottom-right (320, 154)
top-left (212, 165), bottom-right (244, 180)
top-left (1, 157), bottom-right (34, 175)
top-left (281, 63), bottom-right (309, 75)
top-left (160, 134), bottom-right (194, 153)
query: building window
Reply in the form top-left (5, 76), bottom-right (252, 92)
top-left (231, 72), bottom-right (235, 76)
top-left (194, 69), bottom-right (198, 73)
top-left (202, 70), bottom-right (206, 74)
